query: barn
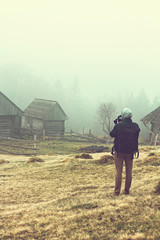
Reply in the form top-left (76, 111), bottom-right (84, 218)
top-left (141, 106), bottom-right (160, 145)
top-left (0, 91), bottom-right (23, 138)
top-left (22, 98), bottom-right (68, 137)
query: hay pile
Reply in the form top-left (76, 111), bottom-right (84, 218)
top-left (27, 157), bottom-right (45, 163)
top-left (143, 152), bottom-right (160, 166)
top-left (154, 181), bottom-right (160, 195)
top-left (75, 153), bottom-right (93, 159)
top-left (0, 160), bottom-right (10, 164)
top-left (98, 154), bottom-right (114, 164)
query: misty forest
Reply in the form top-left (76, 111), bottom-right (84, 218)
top-left (1, 64), bottom-right (160, 140)
top-left (1, 0), bottom-right (160, 239)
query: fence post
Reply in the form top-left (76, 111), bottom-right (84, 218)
top-left (34, 135), bottom-right (37, 156)
top-left (43, 129), bottom-right (45, 141)
top-left (70, 130), bottom-right (73, 141)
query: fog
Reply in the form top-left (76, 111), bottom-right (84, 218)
top-left (0, 0), bottom-right (160, 137)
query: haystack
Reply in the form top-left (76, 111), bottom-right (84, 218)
top-left (154, 181), bottom-right (160, 194)
top-left (0, 160), bottom-right (10, 164)
top-left (75, 153), bottom-right (93, 159)
top-left (98, 154), bottom-right (114, 164)
top-left (27, 157), bottom-right (45, 163)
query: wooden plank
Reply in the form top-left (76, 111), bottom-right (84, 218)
top-left (0, 148), bottom-right (36, 155)
top-left (0, 143), bottom-right (38, 150)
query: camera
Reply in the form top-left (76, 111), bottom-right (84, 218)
top-left (114, 115), bottom-right (122, 124)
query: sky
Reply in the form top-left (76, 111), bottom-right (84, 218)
top-left (0, 0), bottom-right (160, 100)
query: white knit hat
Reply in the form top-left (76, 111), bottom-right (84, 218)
top-left (121, 107), bottom-right (133, 119)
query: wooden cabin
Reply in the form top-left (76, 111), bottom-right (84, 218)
top-left (141, 106), bottom-right (160, 145)
top-left (22, 99), bottom-right (68, 137)
top-left (0, 91), bottom-right (23, 138)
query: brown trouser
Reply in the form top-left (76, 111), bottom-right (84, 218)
top-left (114, 152), bottom-right (133, 194)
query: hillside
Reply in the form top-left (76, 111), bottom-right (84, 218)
top-left (0, 146), bottom-right (160, 240)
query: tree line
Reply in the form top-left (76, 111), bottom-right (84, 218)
top-left (0, 64), bottom-right (160, 139)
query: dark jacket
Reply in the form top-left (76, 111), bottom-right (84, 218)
top-left (110, 118), bottom-right (140, 154)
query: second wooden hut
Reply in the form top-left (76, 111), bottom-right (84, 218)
top-left (22, 98), bottom-right (68, 137)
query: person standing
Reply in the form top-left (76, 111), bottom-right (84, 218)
top-left (110, 107), bottom-right (140, 195)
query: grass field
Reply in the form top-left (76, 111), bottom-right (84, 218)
top-left (0, 144), bottom-right (160, 240)
top-left (0, 138), bottom-right (108, 155)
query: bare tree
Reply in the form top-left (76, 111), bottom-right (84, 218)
top-left (97, 102), bottom-right (116, 136)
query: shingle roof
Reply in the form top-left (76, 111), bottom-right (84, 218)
top-left (24, 99), bottom-right (67, 120)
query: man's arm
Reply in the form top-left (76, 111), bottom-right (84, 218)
top-left (110, 124), bottom-right (118, 138)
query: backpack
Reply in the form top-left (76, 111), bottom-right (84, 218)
top-left (113, 122), bottom-right (139, 156)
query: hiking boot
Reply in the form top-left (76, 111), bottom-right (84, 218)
top-left (113, 192), bottom-right (120, 196)
top-left (122, 190), bottom-right (129, 195)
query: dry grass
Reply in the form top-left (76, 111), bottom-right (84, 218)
top-left (0, 149), bottom-right (160, 240)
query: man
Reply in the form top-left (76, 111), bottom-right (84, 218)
top-left (110, 107), bottom-right (140, 195)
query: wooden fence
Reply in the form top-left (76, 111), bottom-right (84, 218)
top-left (63, 131), bottom-right (107, 143)
top-left (0, 131), bottom-right (107, 155)
top-left (39, 130), bottom-right (107, 143)
top-left (0, 135), bottom-right (38, 155)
